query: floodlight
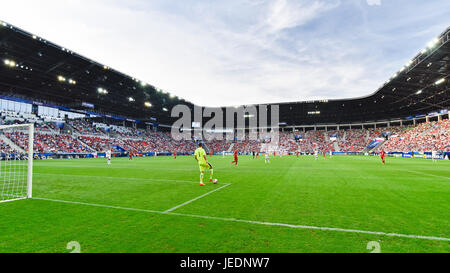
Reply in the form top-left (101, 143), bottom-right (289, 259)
top-left (435, 78), bottom-right (445, 85)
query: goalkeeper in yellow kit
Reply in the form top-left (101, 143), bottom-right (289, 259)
top-left (194, 143), bottom-right (214, 186)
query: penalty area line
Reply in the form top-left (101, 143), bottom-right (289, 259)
top-left (402, 169), bottom-right (450, 180)
top-left (31, 197), bottom-right (450, 242)
top-left (163, 183), bottom-right (231, 213)
top-left (34, 173), bottom-right (201, 184)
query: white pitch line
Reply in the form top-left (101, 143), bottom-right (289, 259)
top-left (31, 197), bottom-right (450, 242)
top-left (163, 183), bottom-right (231, 213)
top-left (402, 169), bottom-right (450, 180)
top-left (166, 212), bottom-right (450, 242)
top-left (33, 197), bottom-right (162, 213)
top-left (34, 173), bottom-right (200, 184)
top-left (0, 197), bottom-right (27, 204)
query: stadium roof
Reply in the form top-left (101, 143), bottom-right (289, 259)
top-left (274, 26), bottom-right (450, 126)
top-left (0, 20), bottom-right (449, 127)
top-left (0, 20), bottom-right (192, 125)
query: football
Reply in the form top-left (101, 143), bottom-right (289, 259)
top-left (213, 179), bottom-right (218, 184)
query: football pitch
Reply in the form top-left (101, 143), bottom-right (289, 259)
top-left (0, 155), bottom-right (449, 253)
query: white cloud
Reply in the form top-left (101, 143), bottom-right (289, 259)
top-left (0, 0), bottom-right (446, 107)
top-left (265, 0), bottom-right (337, 33)
top-left (366, 0), bottom-right (381, 6)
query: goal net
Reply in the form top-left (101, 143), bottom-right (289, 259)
top-left (0, 124), bottom-right (34, 203)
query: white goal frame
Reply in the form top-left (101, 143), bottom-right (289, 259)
top-left (0, 123), bottom-right (34, 203)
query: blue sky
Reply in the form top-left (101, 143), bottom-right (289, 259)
top-left (1, 0), bottom-right (449, 106)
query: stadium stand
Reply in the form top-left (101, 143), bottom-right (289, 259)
top-left (0, 110), bottom-right (448, 157)
top-left (0, 23), bottom-right (448, 158)
top-left (0, 99), bottom-right (448, 160)
top-left (382, 119), bottom-right (450, 153)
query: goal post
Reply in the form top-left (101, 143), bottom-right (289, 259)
top-left (0, 123), bottom-right (34, 203)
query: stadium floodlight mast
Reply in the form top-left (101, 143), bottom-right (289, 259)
top-left (0, 123), bottom-right (34, 203)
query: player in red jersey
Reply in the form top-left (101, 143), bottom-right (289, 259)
top-left (174, 151), bottom-right (177, 159)
top-left (231, 150), bottom-right (238, 166)
top-left (129, 150), bottom-right (133, 160)
top-left (296, 151), bottom-right (299, 158)
top-left (380, 150), bottom-right (386, 165)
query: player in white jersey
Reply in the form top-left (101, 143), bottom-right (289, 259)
top-left (222, 151), bottom-right (225, 158)
top-left (106, 149), bottom-right (111, 165)
top-left (264, 153), bottom-right (270, 164)
top-left (329, 151), bottom-right (333, 158)
top-left (432, 151), bottom-right (437, 162)
top-left (314, 150), bottom-right (318, 160)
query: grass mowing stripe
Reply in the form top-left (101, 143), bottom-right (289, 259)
top-left (33, 197), bottom-right (450, 242)
top-left (164, 183), bottom-right (231, 213)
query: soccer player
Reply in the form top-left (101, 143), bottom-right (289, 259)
top-left (174, 151), bottom-right (177, 159)
top-left (129, 150), bottom-right (133, 160)
top-left (106, 149), bottom-right (112, 165)
top-left (432, 150), bottom-right (437, 162)
top-left (314, 150), bottom-right (318, 160)
top-left (380, 150), bottom-right (386, 165)
top-left (222, 151), bottom-right (225, 158)
top-left (329, 150), bottom-right (333, 158)
top-left (231, 149), bottom-right (238, 166)
top-left (194, 143), bottom-right (214, 186)
top-left (265, 152), bottom-right (270, 164)
top-left (296, 151), bottom-right (299, 158)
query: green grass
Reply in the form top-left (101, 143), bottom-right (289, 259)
top-left (0, 155), bottom-right (449, 253)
